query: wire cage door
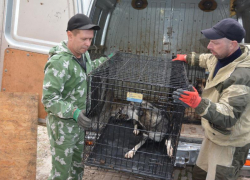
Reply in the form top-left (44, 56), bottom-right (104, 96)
top-left (84, 52), bottom-right (189, 180)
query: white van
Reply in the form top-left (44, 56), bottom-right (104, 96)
top-left (1, 0), bottom-right (250, 179)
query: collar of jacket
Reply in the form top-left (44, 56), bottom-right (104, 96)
top-left (50, 40), bottom-right (90, 60)
top-left (205, 45), bottom-right (250, 90)
top-left (51, 40), bottom-right (93, 73)
top-left (212, 47), bottom-right (242, 78)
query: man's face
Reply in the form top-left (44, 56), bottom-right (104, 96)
top-left (68, 29), bottom-right (94, 57)
top-left (207, 38), bottom-right (234, 59)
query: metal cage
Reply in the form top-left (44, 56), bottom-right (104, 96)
top-left (84, 52), bottom-right (189, 180)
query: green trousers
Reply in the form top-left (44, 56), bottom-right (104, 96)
top-left (46, 115), bottom-right (85, 180)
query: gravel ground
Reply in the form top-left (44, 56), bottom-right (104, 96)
top-left (36, 125), bottom-right (250, 180)
top-left (36, 125), bottom-right (51, 180)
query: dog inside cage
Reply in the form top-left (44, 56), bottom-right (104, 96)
top-left (111, 100), bottom-right (174, 159)
top-left (84, 52), bottom-right (188, 180)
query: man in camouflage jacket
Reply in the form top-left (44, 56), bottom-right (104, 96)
top-left (42, 14), bottom-right (110, 180)
top-left (173, 18), bottom-right (250, 180)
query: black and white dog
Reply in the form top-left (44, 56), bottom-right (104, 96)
top-left (113, 100), bottom-right (173, 158)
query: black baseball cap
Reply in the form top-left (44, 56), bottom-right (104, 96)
top-left (201, 18), bottom-right (245, 43)
top-left (66, 14), bottom-right (100, 31)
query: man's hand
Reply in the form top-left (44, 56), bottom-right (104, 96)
top-left (73, 109), bottom-right (91, 130)
top-left (172, 54), bottom-right (187, 62)
top-left (173, 85), bottom-right (201, 108)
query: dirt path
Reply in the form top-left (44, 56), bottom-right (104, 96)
top-left (36, 126), bottom-right (250, 180)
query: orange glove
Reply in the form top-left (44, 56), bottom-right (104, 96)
top-left (173, 85), bottom-right (201, 108)
top-left (172, 54), bottom-right (187, 62)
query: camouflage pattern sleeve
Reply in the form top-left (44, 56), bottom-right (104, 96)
top-left (186, 52), bottom-right (200, 66)
top-left (91, 56), bottom-right (108, 69)
top-left (195, 68), bottom-right (250, 128)
top-left (186, 52), bottom-right (214, 69)
top-left (85, 51), bottom-right (108, 70)
top-left (42, 57), bottom-right (75, 119)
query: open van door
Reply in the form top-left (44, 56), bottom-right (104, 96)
top-left (0, 1), bottom-right (94, 179)
top-left (0, 0), bottom-right (95, 122)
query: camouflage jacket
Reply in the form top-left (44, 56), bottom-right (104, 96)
top-left (42, 40), bottom-right (107, 121)
top-left (186, 45), bottom-right (250, 147)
